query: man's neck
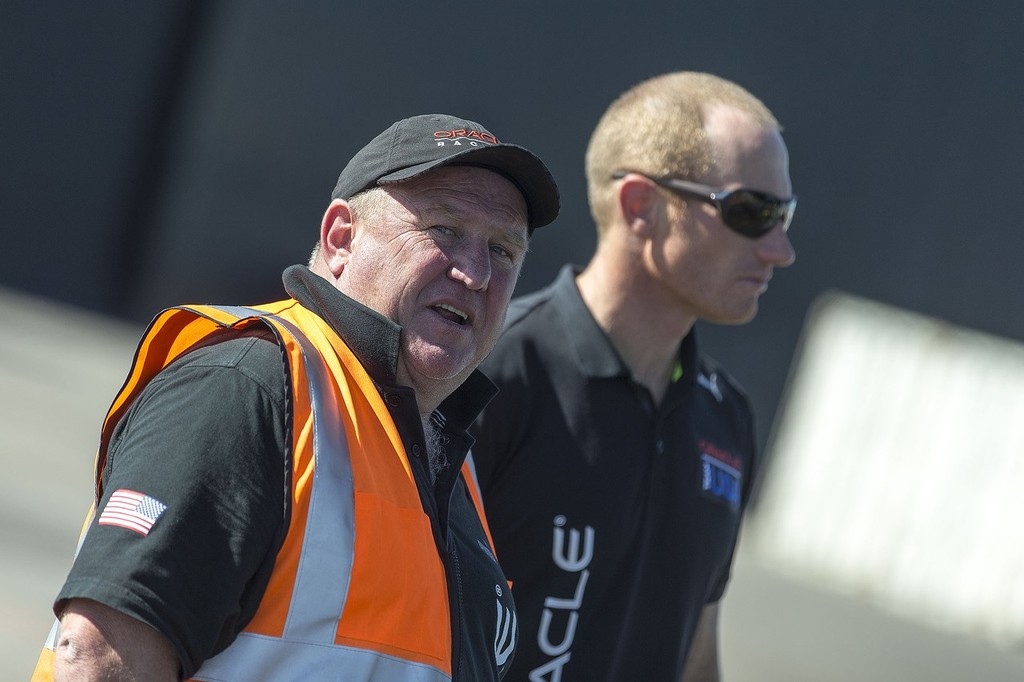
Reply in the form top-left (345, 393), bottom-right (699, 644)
top-left (576, 255), bottom-right (695, 404)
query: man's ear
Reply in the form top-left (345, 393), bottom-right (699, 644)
top-left (618, 176), bottom-right (659, 239)
top-left (320, 199), bottom-right (355, 277)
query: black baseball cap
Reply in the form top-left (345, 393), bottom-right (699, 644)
top-left (331, 113), bottom-right (560, 230)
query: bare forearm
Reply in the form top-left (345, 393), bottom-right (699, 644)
top-left (53, 599), bottom-right (179, 682)
top-left (680, 651), bottom-right (720, 682)
top-left (679, 603), bottom-right (721, 682)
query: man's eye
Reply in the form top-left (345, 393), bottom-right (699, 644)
top-left (430, 225), bottom-right (456, 237)
top-left (490, 244), bottom-right (513, 260)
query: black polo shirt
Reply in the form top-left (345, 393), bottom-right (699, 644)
top-left (56, 265), bottom-right (512, 680)
top-left (471, 265), bottom-right (758, 681)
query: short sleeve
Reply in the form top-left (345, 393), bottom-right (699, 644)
top-left (55, 330), bottom-right (289, 677)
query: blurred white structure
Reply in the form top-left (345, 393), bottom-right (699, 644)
top-left (749, 291), bottom-right (1024, 647)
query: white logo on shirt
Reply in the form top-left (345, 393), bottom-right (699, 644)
top-left (495, 593), bottom-right (517, 667)
top-left (529, 516), bottom-right (595, 681)
top-left (698, 371), bottom-right (723, 402)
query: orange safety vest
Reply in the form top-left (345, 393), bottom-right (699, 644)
top-left (33, 300), bottom-right (498, 681)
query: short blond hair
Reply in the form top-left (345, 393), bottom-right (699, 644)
top-left (584, 72), bottom-right (781, 233)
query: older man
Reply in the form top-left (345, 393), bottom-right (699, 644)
top-left (471, 72), bottom-right (797, 681)
top-left (33, 114), bottom-right (559, 681)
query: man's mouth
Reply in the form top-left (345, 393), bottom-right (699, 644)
top-left (433, 303), bottom-right (469, 326)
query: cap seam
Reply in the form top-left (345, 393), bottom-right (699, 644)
top-left (384, 118), bottom-right (407, 182)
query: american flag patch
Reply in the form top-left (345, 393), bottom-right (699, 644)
top-left (98, 489), bottom-right (168, 536)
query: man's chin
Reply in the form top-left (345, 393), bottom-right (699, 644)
top-left (706, 303), bottom-right (759, 326)
top-left (403, 343), bottom-right (477, 383)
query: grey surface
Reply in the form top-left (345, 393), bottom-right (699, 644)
top-left (721, 550), bottom-right (1024, 682)
top-left (2, 289), bottom-right (139, 679)
top-left (7, 290), bottom-right (1024, 681)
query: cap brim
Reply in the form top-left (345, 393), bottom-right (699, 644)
top-left (378, 144), bottom-right (560, 230)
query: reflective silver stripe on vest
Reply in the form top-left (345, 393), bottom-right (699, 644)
top-left (463, 451), bottom-right (483, 508)
top-left (266, 312), bottom-right (355, 642)
top-left (192, 306), bottom-right (446, 680)
top-left (197, 633), bottom-right (450, 681)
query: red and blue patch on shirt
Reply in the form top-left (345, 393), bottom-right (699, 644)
top-left (699, 440), bottom-right (742, 510)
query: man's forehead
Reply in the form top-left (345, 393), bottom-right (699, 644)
top-left (390, 168), bottom-right (530, 222)
top-left (703, 107), bottom-right (790, 193)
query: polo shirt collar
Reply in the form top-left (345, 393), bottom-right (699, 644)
top-left (550, 264), bottom-right (626, 379)
top-left (550, 263), bottom-right (699, 387)
top-left (283, 264), bottom-right (400, 382)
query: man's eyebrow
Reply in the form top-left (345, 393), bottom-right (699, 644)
top-left (417, 201), bottom-right (467, 226)
top-left (499, 227), bottom-right (529, 253)
top-left (423, 201), bottom-right (529, 247)
top-left (429, 202), bottom-right (460, 221)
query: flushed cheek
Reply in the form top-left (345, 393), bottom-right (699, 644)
top-left (490, 269), bottom-right (520, 302)
top-left (484, 283), bottom-right (517, 326)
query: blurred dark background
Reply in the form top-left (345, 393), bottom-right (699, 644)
top-left (4, 1), bottom-right (1023, 454)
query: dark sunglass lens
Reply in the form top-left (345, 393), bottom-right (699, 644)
top-left (722, 191), bottom-right (789, 237)
top-left (721, 192), bottom-right (771, 237)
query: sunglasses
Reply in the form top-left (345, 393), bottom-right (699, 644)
top-left (611, 170), bottom-right (797, 239)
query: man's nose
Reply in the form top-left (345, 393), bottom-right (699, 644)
top-left (448, 242), bottom-right (491, 290)
top-left (758, 224), bottom-right (796, 267)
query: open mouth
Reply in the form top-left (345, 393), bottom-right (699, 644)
top-left (433, 303), bottom-right (469, 326)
